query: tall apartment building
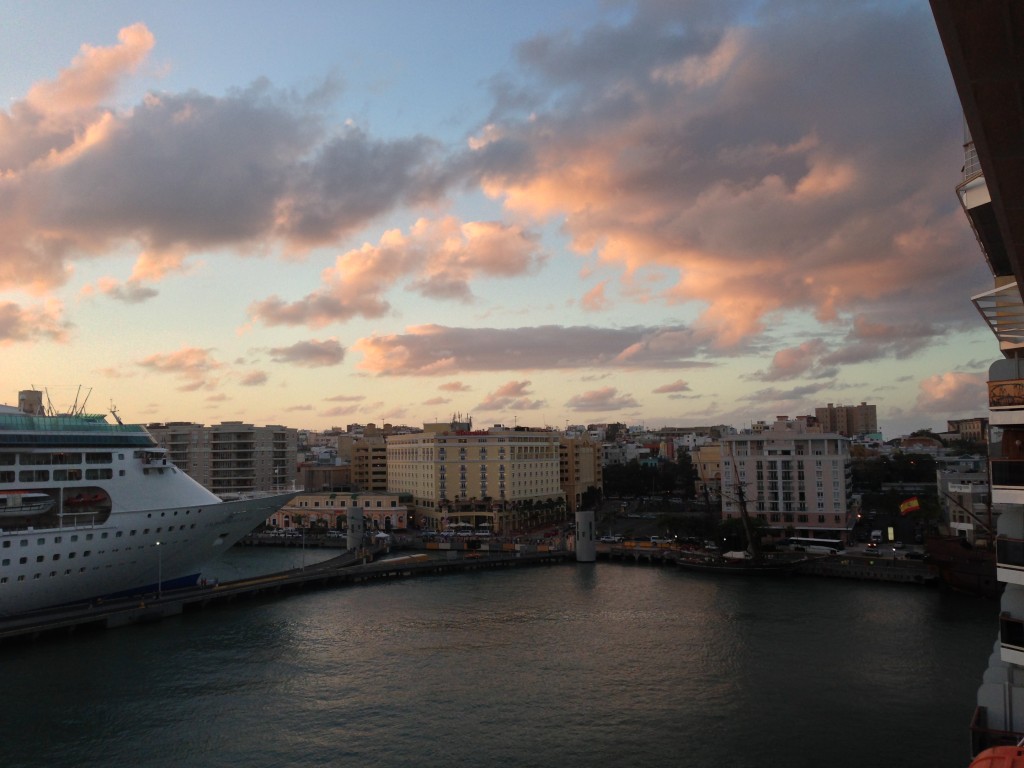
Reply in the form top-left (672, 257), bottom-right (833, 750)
top-left (931, 3), bottom-right (1024, 753)
top-left (146, 420), bottom-right (297, 496)
top-left (386, 422), bottom-right (565, 533)
top-left (720, 417), bottom-right (852, 541)
top-left (351, 435), bottom-right (388, 492)
top-left (814, 402), bottom-right (878, 437)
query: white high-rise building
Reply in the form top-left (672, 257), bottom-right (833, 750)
top-left (721, 417), bottom-right (852, 541)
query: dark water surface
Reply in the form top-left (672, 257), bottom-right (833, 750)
top-left (0, 548), bottom-right (995, 768)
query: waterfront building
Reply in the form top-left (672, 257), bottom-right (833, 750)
top-left (145, 420), bottom-right (297, 496)
top-left (268, 491), bottom-right (408, 531)
top-left (930, 1), bottom-right (1024, 754)
top-left (386, 421), bottom-right (565, 532)
top-left (814, 402), bottom-right (878, 437)
top-left (720, 416), bottom-right (852, 541)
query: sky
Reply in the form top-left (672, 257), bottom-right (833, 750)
top-left (0, 0), bottom-right (997, 438)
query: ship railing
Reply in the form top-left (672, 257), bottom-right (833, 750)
top-left (970, 705), bottom-right (1024, 756)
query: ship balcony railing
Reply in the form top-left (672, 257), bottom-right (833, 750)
top-left (997, 536), bottom-right (1024, 571)
top-left (970, 705), bottom-right (1024, 756)
top-left (991, 460), bottom-right (1024, 488)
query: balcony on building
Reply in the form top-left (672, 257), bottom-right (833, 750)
top-left (990, 426), bottom-right (1024, 508)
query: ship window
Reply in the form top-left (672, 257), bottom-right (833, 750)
top-left (143, 528), bottom-right (149, 534)
top-left (101, 533), bottom-right (108, 539)
top-left (19, 557), bottom-right (26, 564)
top-left (17, 575), bottom-right (24, 581)
top-left (83, 551), bottom-right (90, 557)
top-left (0, 577), bottom-right (5, 583)
top-left (119, 470), bottom-right (125, 476)
top-left (85, 453), bottom-right (112, 464)
top-left (19, 453), bottom-right (50, 466)
top-left (33, 573), bottom-right (39, 579)
top-left (19, 540), bottom-right (27, 547)
top-left (1, 541), bottom-right (8, 548)
top-left (68, 552), bottom-right (75, 559)
top-left (49, 571), bottom-right (56, 577)
top-left (52, 554), bottom-right (59, 561)
top-left (85, 534), bottom-right (93, 541)
top-left (36, 555), bottom-right (43, 562)
top-left (19, 470), bottom-right (49, 482)
top-left (1, 558), bottom-right (7, 566)
top-left (70, 535), bottom-right (78, 542)
top-left (130, 530), bottom-right (136, 536)
top-left (64, 570), bottom-right (71, 575)
top-left (0, 453), bottom-right (13, 465)
top-left (85, 469), bottom-right (113, 480)
top-left (36, 538), bottom-right (44, 545)
top-left (0, 472), bottom-right (12, 483)
top-left (116, 532), bottom-right (122, 538)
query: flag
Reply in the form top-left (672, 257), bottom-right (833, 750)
top-left (899, 497), bottom-right (920, 516)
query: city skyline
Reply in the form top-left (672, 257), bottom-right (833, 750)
top-left (0, 1), bottom-right (993, 438)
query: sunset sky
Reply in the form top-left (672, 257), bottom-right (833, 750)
top-left (0, 1), bottom-right (995, 437)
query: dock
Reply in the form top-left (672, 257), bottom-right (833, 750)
top-left (0, 548), bottom-right (571, 643)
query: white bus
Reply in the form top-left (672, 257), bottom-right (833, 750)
top-left (785, 537), bottom-right (844, 554)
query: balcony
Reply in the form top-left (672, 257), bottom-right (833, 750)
top-left (997, 536), bottom-right (1024, 587)
top-left (970, 706), bottom-right (1024, 757)
top-left (1000, 613), bottom-right (1024, 666)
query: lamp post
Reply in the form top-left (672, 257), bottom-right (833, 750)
top-left (155, 540), bottom-right (163, 599)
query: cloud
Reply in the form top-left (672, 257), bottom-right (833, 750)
top-left (915, 372), bottom-right (986, 414)
top-left (565, 387), bottom-right (640, 412)
top-left (439, 381), bottom-right (472, 392)
top-left (469, 2), bottom-right (986, 349)
top-left (248, 216), bottom-right (545, 327)
top-left (0, 24), bottom-right (450, 295)
top-left (239, 371), bottom-right (268, 386)
top-left (81, 277), bottom-right (159, 304)
top-left (755, 339), bottom-right (832, 381)
top-left (477, 380), bottom-right (546, 411)
top-left (0, 300), bottom-right (70, 344)
top-left (353, 324), bottom-right (717, 375)
top-left (325, 394), bottom-right (365, 403)
top-left (581, 281), bottom-right (610, 312)
top-left (137, 346), bottom-right (222, 391)
top-left (268, 338), bottom-right (345, 367)
top-left (422, 396), bottom-right (451, 406)
top-left (653, 379), bottom-right (691, 394)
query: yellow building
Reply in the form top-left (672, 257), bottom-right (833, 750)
top-left (387, 422), bottom-right (566, 533)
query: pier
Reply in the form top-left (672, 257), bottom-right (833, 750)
top-left (0, 548), bottom-right (571, 643)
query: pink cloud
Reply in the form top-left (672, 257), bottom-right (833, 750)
top-left (477, 380), bottom-right (546, 412)
top-left (565, 387), bottom-right (640, 412)
top-left (249, 216), bottom-right (545, 327)
top-left (137, 346), bottom-right (222, 391)
top-left (0, 300), bottom-right (70, 345)
top-left (915, 372), bottom-right (986, 414)
top-left (268, 338), bottom-right (345, 368)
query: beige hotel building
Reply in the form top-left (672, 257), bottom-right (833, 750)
top-left (386, 422), bottom-right (566, 533)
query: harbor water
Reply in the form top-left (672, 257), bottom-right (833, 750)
top-left (0, 547), bottom-right (997, 768)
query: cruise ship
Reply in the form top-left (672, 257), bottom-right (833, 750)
top-left (0, 390), bottom-right (297, 617)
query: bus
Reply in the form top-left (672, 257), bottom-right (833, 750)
top-left (785, 537), bottom-right (844, 554)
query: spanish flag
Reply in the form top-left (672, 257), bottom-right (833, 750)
top-left (900, 497), bottom-right (921, 516)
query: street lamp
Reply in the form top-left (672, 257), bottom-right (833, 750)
top-left (155, 540), bottom-right (162, 599)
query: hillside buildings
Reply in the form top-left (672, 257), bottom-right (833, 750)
top-left (720, 416), bottom-right (852, 541)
